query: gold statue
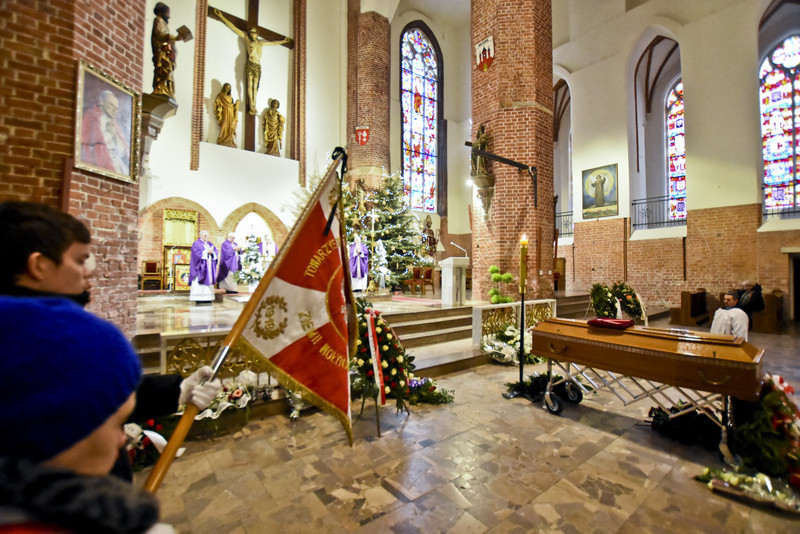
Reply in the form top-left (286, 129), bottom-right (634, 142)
top-left (214, 83), bottom-right (240, 147)
top-left (263, 99), bottom-right (285, 156)
top-left (151, 2), bottom-right (190, 97)
top-left (214, 8), bottom-right (291, 115)
top-left (421, 214), bottom-right (437, 257)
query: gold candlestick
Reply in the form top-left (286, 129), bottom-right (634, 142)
top-left (520, 235), bottom-right (528, 294)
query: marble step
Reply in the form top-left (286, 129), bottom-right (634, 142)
top-left (382, 306), bottom-right (472, 324)
top-left (391, 315), bottom-right (472, 336)
top-left (400, 325), bottom-right (473, 348)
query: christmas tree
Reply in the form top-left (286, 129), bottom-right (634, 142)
top-left (343, 171), bottom-right (424, 288)
top-left (237, 235), bottom-right (265, 286)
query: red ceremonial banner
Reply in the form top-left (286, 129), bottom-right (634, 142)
top-left (236, 158), bottom-right (354, 444)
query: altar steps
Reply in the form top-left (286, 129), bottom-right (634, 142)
top-left (556, 293), bottom-right (592, 319)
top-left (383, 306), bottom-right (473, 349)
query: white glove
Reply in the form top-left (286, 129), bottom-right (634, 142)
top-left (179, 366), bottom-right (222, 410)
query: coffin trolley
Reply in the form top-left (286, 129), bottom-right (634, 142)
top-left (531, 318), bottom-right (764, 458)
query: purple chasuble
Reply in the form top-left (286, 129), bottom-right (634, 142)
top-left (190, 238), bottom-right (218, 285)
top-left (349, 243), bottom-right (369, 279)
top-left (218, 240), bottom-right (240, 281)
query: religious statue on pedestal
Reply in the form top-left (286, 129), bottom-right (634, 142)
top-left (263, 99), bottom-right (285, 156)
top-left (214, 83), bottom-right (239, 147)
top-left (421, 214), bottom-right (437, 258)
top-left (214, 8), bottom-right (291, 115)
top-left (151, 2), bottom-right (191, 97)
top-left (470, 123), bottom-right (489, 176)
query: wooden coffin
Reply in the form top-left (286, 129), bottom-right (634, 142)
top-left (531, 318), bottom-right (764, 401)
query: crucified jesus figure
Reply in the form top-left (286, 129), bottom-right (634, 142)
top-left (214, 8), bottom-right (291, 115)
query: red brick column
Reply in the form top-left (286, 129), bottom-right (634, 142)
top-left (0, 0), bottom-right (144, 336)
top-left (346, 1), bottom-right (390, 189)
top-left (471, 0), bottom-right (554, 300)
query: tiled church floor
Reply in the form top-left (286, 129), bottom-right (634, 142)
top-left (137, 319), bottom-right (800, 533)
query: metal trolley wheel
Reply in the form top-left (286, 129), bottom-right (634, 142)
top-left (564, 383), bottom-right (583, 404)
top-left (544, 393), bottom-right (564, 415)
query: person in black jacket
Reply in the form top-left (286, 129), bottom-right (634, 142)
top-left (737, 280), bottom-right (765, 330)
top-left (0, 201), bottom-right (220, 481)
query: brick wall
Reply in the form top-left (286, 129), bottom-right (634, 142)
top-left (563, 203), bottom-right (800, 318)
top-left (572, 218), bottom-right (626, 289)
top-left (471, 0), bottom-right (554, 299)
top-left (0, 0), bottom-right (144, 336)
top-left (346, 3), bottom-right (390, 189)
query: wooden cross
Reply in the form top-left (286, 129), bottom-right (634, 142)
top-left (208, 2), bottom-right (293, 152)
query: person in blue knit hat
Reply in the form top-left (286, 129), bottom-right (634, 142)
top-left (0, 201), bottom-right (221, 481)
top-left (0, 296), bottom-right (172, 533)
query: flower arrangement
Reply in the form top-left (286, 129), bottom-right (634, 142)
top-left (407, 377), bottom-right (454, 405)
top-left (695, 467), bottom-right (800, 514)
top-left (732, 374), bottom-right (800, 487)
top-left (487, 265), bottom-right (514, 304)
top-left (124, 422), bottom-right (162, 472)
top-left (611, 281), bottom-right (645, 320)
top-left (590, 283), bottom-right (619, 318)
top-left (482, 324), bottom-right (542, 365)
top-left (194, 370), bottom-right (259, 420)
top-left (350, 297), bottom-right (454, 411)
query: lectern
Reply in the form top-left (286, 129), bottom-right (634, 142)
top-left (440, 256), bottom-right (470, 306)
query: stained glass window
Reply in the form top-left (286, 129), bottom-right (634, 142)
top-left (759, 35), bottom-right (800, 211)
top-left (666, 80), bottom-right (686, 221)
top-left (401, 26), bottom-right (438, 212)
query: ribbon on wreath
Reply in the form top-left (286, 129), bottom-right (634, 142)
top-left (365, 308), bottom-right (386, 405)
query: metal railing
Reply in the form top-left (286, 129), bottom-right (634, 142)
top-left (555, 211), bottom-right (574, 237)
top-left (631, 195), bottom-right (686, 230)
top-left (762, 185), bottom-right (800, 221)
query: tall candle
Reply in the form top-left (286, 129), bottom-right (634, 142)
top-left (520, 235), bottom-right (528, 294)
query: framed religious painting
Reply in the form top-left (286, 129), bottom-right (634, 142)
top-left (173, 264), bottom-right (191, 291)
top-left (74, 60), bottom-right (141, 183)
top-left (582, 164), bottom-right (619, 219)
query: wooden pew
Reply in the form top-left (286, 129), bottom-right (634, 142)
top-left (669, 289), bottom-right (709, 326)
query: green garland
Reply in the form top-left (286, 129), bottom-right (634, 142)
top-left (590, 283), bottom-right (618, 318)
top-left (590, 281), bottom-right (645, 320)
top-left (612, 281), bottom-right (645, 320)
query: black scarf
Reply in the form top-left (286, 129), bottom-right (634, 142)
top-left (0, 458), bottom-right (160, 534)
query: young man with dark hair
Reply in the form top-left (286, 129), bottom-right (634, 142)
top-left (0, 201), bottom-right (220, 480)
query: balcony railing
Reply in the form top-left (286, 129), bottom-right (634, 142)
top-left (555, 211), bottom-right (573, 237)
top-left (631, 195), bottom-right (686, 230)
top-left (762, 185), bottom-right (800, 221)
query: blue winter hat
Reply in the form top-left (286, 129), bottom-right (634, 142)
top-left (0, 296), bottom-right (141, 462)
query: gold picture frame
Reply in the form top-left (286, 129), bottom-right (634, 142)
top-left (74, 60), bottom-right (140, 183)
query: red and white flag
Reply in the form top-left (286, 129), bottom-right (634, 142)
top-left (235, 155), bottom-right (354, 444)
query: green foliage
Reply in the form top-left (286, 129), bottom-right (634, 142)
top-left (487, 265), bottom-right (515, 304)
top-left (342, 172), bottom-right (424, 287)
top-left (590, 281), bottom-right (645, 319)
top-left (590, 283), bottom-right (618, 318)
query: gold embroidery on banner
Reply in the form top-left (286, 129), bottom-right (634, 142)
top-left (253, 295), bottom-right (288, 340)
top-left (304, 239), bottom-right (338, 277)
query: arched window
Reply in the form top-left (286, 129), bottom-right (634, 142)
top-left (400, 23), bottom-right (442, 213)
top-left (630, 36), bottom-right (683, 230)
top-left (666, 80), bottom-right (686, 220)
top-left (759, 35), bottom-right (800, 213)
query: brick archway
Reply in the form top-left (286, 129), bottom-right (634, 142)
top-left (220, 203), bottom-right (290, 247)
top-left (138, 197), bottom-right (222, 265)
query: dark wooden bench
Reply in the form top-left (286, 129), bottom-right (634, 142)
top-left (670, 289), bottom-right (709, 326)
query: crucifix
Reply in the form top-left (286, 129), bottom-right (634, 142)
top-left (208, 3), bottom-right (293, 151)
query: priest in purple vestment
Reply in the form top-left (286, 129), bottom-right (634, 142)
top-left (189, 230), bottom-right (218, 303)
top-left (349, 234), bottom-right (369, 292)
top-left (218, 232), bottom-right (241, 293)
